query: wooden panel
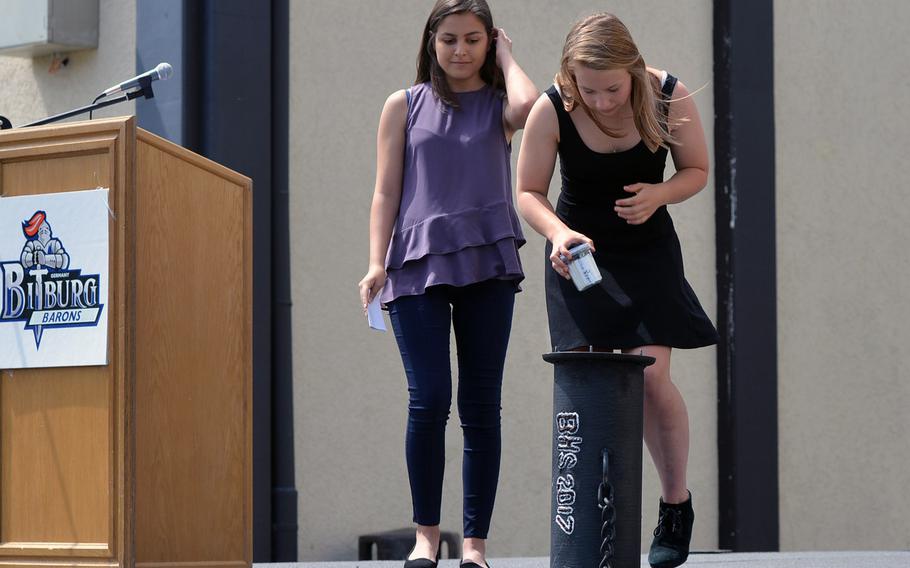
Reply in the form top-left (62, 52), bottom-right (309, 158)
top-left (0, 150), bottom-right (113, 550)
top-left (134, 134), bottom-right (251, 564)
top-left (0, 117), bottom-right (134, 565)
top-left (0, 151), bottom-right (112, 197)
top-left (0, 368), bottom-right (109, 544)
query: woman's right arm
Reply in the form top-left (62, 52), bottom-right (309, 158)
top-left (358, 90), bottom-right (408, 310)
top-left (516, 93), bottom-right (594, 280)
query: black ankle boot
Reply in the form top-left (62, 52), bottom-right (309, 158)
top-left (648, 491), bottom-right (694, 568)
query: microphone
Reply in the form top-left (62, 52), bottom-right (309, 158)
top-left (100, 62), bottom-right (173, 98)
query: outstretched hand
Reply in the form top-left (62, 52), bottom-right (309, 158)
top-left (615, 183), bottom-right (665, 225)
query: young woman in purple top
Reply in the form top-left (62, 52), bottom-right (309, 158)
top-left (357, 1), bottom-right (537, 567)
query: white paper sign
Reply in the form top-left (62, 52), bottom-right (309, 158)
top-left (0, 189), bottom-right (110, 369)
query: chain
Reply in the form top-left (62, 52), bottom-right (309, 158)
top-left (597, 449), bottom-right (616, 568)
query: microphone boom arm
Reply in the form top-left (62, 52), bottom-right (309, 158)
top-left (22, 79), bottom-right (155, 129)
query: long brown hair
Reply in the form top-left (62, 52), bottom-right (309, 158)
top-left (555, 13), bottom-right (674, 151)
top-left (415, 0), bottom-right (505, 108)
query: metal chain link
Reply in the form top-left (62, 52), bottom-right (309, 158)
top-left (597, 449), bottom-right (616, 568)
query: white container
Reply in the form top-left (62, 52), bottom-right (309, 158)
top-left (0, 0), bottom-right (99, 57)
top-left (562, 243), bottom-right (602, 292)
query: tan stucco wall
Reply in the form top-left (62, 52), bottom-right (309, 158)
top-left (290, 1), bottom-right (716, 560)
top-left (775, 0), bottom-right (910, 551)
top-left (0, 0), bottom-right (135, 128)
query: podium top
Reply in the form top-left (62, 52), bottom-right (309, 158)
top-left (0, 116), bottom-right (251, 190)
top-left (542, 351), bottom-right (656, 367)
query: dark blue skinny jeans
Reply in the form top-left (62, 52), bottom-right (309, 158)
top-left (387, 279), bottom-right (515, 539)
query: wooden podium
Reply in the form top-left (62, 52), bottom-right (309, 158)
top-left (0, 117), bottom-right (252, 568)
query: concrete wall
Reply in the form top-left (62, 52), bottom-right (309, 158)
top-left (0, 0), bottom-right (135, 127)
top-left (289, 1), bottom-right (716, 560)
top-left (775, 0), bottom-right (910, 551)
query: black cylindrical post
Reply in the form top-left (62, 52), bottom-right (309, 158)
top-left (544, 352), bottom-right (654, 568)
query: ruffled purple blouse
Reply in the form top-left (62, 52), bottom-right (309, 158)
top-left (381, 82), bottom-right (525, 304)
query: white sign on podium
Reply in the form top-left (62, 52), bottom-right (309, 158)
top-left (0, 189), bottom-right (110, 369)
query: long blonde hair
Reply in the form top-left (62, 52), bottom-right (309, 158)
top-left (555, 13), bottom-right (674, 151)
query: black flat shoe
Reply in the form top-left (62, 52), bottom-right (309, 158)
top-left (459, 561), bottom-right (489, 568)
top-left (404, 541), bottom-right (441, 568)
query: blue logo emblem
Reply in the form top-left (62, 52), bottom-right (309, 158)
top-left (1, 211), bottom-right (104, 348)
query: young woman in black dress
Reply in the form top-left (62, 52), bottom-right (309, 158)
top-left (515, 13), bottom-right (718, 568)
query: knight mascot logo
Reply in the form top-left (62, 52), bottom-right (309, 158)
top-left (1, 211), bottom-right (103, 348)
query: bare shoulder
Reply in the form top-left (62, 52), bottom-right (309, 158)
top-left (378, 89), bottom-right (408, 132)
top-left (525, 91), bottom-right (559, 138)
top-left (671, 78), bottom-right (692, 98)
top-left (382, 89), bottom-right (408, 115)
top-left (665, 76), bottom-right (705, 138)
top-left (667, 77), bottom-right (698, 115)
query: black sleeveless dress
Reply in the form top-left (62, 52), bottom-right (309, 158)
top-left (544, 75), bottom-right (719, 351)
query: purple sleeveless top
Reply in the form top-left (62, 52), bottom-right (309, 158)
top-left (381, 82), bottom-right (525, 303)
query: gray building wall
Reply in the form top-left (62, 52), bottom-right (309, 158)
top-left (289, 1), bottom-right (716, 560)
top-left (0, 0), bottom-right (135, 126)
top-left (774, 0), bottom-right (910, 551)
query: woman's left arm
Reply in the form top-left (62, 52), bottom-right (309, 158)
top-left (661, 79), bottom-right (709, 204)
top-left (495, 28), bottom-right (539, 138)
top-left (615, 79), bottom-right (709, 225)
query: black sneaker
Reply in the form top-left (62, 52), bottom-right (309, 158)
top-left (648, 491), bottom-right (694, 568)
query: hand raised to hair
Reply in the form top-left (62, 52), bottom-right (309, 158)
top-left (615, 182), bottom-right (666, 225)
top-left (493, 28), bottom-right (513, 68)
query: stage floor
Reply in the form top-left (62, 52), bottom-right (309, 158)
top-left (264, 550), bottom-right (910, 568)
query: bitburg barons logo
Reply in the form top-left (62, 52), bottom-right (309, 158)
top-left (1, 211), bottom-right (103, 348)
